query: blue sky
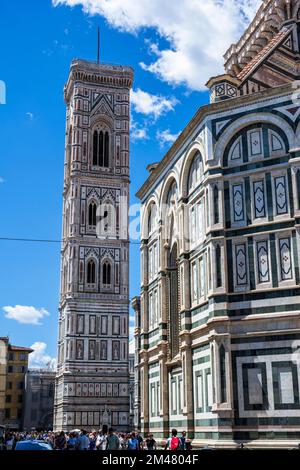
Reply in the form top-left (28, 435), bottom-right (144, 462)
top-left (0, 0), bottom-right (259, 366)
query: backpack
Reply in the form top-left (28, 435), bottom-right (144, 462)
top-left (170, 436), bottom-right (180, 451)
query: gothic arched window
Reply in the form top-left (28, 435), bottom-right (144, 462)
top-left (99, 131), bottom-right (104, 166)
top-left (92, 127), bottom-right (110, 168)
top-left (104, 132), bottom-right (109, 167)
top-left (213, 185), bottom-right (220, 224)
top-left (98, 202), bottom-right (115, 236)
top-left (102, 260), bottom-right (111, 286)
top-left (93, 130), bottom-right (98, 165)
top-left (168, 242), bottom-right (180, 358)
top-left (88, 201), bottom-right (97, 227)
top-left (148, 203), bottom-right (157, 237)
top-left (188, 151), bottom-right (202, 194)
top-left (216, 244), bottom-right (222, 288)
top-left (87, 259), bottom-right (96, 284)
top-left (79, 261), bottom-right (84, 284)
top-left (167, 181), bottom-right (177, 207)
top-left (296, 169), bottom-right (300, 210)
top-left (220, 344), bottom-right (227, 403)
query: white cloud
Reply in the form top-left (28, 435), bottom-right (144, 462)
top-left (156, 129), bottom-right (180, 148)
top-left (29, 342), bottom-right (57, 370)
top-left (52, 0), bottom-right (262, 91)
top-left (131, 88), bottom-right (178, 119)
top-left (131, 118), bottom-right (149, 142)
top-left (132, 126), bottom-right (148, 141)
top-left (3, 305), bottom-right (50, 325)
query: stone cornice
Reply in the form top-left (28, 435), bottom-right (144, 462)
top-left (64, 59), bottom-right (134, 102)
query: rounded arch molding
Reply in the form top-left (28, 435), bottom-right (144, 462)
top-left (158, 172), bottom-right (180, 256)
top-left (90, 112), bottom-right (114, 130)
top-left (180, 142), bottom-right (205, 199)
top-left (214, 113), bottom-right (296, 166)
top-left (159, 170), bottom-right (180, 210)
top-left (141, 194), bottom-right (159, 240)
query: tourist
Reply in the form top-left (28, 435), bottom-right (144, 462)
top-left (180, 431), bottom-right (186, 450)
top-left (165, 429), bottom-right (180, 451)
top-left (119, 433), bottom-right (127, 449)
top-left (54, 431), bottom-right (66, 450)
top-left (96, 430), bottom-right (107, 450)
top-left (5, 433), bottom-right (14, 451)
top-left (146, 433), bottom-right (157, 450)
top-left (66, 432), bottom-right (78, 450)
top-left (127, 432), bottom-right (139, 450)
top-left (136, 429), bottom-right (144, 450)
top-left (106, 428), bottom-right (120, 450)
top-left (89, 432), bottom-right (97, 450)
top-left (77, 430), bottom-right (90, 450)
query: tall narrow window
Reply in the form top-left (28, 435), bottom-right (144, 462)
top-left (216, 244), bottom-right (222, 288)
top-left (79, 261), bottom-right (84, 283)
top-left (103, 260), bottom-right (111, 285)
top-left (93, 127), bottom-right (110, 167)
top-left (88, 201), bottom-right (97, 226)
top-left (220, 344), bottom-right (227, 403)
top-left (68, 125), bottom-right (73, 145)
top-left (297, 169), bottom-right (300, 211)
top-left (99, 131), bottom-right (103, 166)
top-left (148, 204), bottom-right (157, 236)
top-left (188, 151), bottom-right (202, 194)
top-left (208, 247), bottom-right (212, 290)
top-left (104, 131), bottom-right (109, 167)
top-left (87, 259), bottom-right (96, 284)
top-left (93, 130), bottom-right (98, 165)
top-left (213, 185), bottom-right (219, 224)
top-left (190, 206), bottom-right (196, 244)
top-left (206, 189), bottom-right (210, 228)
top-left (116, 205), bottom-right (119, 229)
top-left (168, 243), bottom-right (180, 358)
top-left (115, 263), bottom-right (119, 285)
top-left (192, 262), bottom-right (198, 302)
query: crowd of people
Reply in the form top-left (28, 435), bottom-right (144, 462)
top-left (0, 426), bottom-right (192, 451)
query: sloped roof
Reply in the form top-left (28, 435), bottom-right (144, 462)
top-left (237, 28), bottom-right (290, 81)
top-left (9, 345), bottom-right (33, 352)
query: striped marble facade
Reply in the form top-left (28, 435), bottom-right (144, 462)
top-left (136, 84), bottom-right (300, 446)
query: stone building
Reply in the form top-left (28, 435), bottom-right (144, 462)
top-left (131, 296), bottom-right (141, 430)
top-left (0, 338), bottom-right (32, 429)
top-left (0, 338), bottom-right (8, 425)
top-left (129, 340), bottom-right (135, 429)
top-left (54, 59), bottom-right (133, 431)
top-left (23, 370), bottom-right (56, 430)
top-left (136, 0), bottom-right (300, 447)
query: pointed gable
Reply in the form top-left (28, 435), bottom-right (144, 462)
top-left (91, 93), bottom-right (114, 119)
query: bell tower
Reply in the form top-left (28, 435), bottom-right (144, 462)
top-left (54, 59), bottom-right (134, 431)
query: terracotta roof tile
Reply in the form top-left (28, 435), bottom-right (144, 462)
top-left (237, 28), bottom-right (290, 81)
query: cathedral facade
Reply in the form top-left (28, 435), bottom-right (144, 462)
top-left (137, 0), bottom-right (300, 447)
top-left (54, 59), bottom-right (133, 431)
